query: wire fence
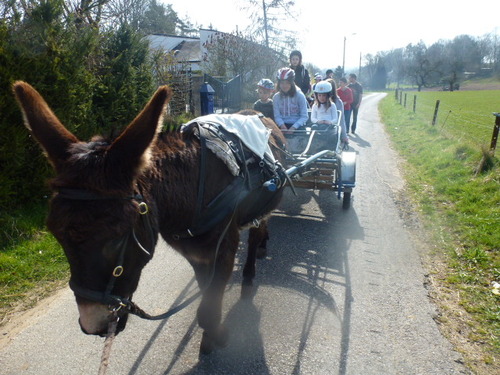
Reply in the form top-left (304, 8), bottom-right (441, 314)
top-left (395, 90), bottom-right (500, 156)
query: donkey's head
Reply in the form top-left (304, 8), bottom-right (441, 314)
top-left (13, 82), bottom-right (172, 336)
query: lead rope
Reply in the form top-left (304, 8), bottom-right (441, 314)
top-left (98, 313), bottom-right (119, 375)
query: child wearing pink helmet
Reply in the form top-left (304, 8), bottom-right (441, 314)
top-left (272, 67), bottom-right (309, 134)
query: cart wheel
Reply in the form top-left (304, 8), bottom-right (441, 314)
top-left (342, 192), bottom-right (351, 209)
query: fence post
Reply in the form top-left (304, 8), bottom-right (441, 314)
top-left (491, 113), bottom-right (500, 155)
top-left (395, 89), bottom-right (398, 100)
top-left (432, 100), bottom-right (440, 126)
top-left (476, 113), bottom-right (500, 175)
top-left (403, 93), bottom-right (407, 108)
top-left (399, 90), bottom-right (402, 105)
top-left (413, 95), bottom-right (417, 112)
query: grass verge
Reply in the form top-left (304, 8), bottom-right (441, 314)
top-left (379, 95), bottom-right (499, 373)
top-left (0, 201), bottom-right (69, 325)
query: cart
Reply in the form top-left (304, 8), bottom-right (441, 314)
top-left (281, 111), bottom-right (356, 209)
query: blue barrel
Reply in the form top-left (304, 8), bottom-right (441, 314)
top-left (200, 82), bottom-right (215, 115)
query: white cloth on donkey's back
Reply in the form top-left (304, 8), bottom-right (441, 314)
top-left (184, 114), bottom-right (275, 162)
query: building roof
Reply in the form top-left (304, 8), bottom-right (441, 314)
top-left (173, 40), bottom-right (200, 63)
top-left (145, 34), bottom-right (202, 65)
top-left (145, 34), bottom-right (199, 52)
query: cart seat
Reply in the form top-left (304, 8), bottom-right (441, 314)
top-left (285, 125), bottom-right (340, 156)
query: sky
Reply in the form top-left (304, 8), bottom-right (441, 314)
top-left (162, 0), bottom-right (499, 72)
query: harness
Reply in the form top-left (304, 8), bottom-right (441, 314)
top-left (172, 119), bottom-right (287, 239)
top-left (58, 117), bottom-right (287, 321)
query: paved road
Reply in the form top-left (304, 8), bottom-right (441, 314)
top-left (0, 93), bottom-right (468, 375)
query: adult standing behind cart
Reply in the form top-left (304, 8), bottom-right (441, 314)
top-left (289, 50), bottom-right (311, 96)
top-left (337, 77), bottom-right (354, 129)
top-left (347, 73), bottom-right (363, 133)
top-left (273, 67), bottom-right (309, 134)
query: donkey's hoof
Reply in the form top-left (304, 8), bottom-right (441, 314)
top-left (256, 246), bottom-right (267, 259)
top-left (213, 325), bottom-right (229, 347)
top-left (199, 333), bottom-right (214, 355)
top-left (199, 326), bottom-right (229, 355)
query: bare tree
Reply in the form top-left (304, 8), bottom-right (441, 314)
top-left (383, 48), bottom-right (405, 88)
top-left (203, 30), bottom-right (281, 76)
top-left (239, 0), bottom-right (298, 56)
top-left (403, 42), bottom-right (438, 91)
top-left (60, 0), bottom-right (187, 34)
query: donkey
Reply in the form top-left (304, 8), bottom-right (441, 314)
top-left (13, 82), bottom-right (286, 354)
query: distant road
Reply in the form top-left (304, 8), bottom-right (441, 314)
top-left (0, 93), bottom-right (469, 374)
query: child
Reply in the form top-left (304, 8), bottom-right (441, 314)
top-left (253, 78), bottom-right (275, 120)
top-left (310, 73), bottom-right (323, 103)
top-left (289, 50), bottom-right (311, 96)
top-left (311, 81), bottom-right (338, 127)
top-left (272, 67), bottom-right (309, 134)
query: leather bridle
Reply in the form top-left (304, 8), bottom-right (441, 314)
top-left (56, 188), bottom-right (201, 321)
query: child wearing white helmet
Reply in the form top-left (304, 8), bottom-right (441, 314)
top-left (311, 81), bottom-right (338, 126)
top-left (253, 78), bottom-right (275, 120)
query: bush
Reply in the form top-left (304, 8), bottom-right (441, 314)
top-left (0, 4), bottom-right (155, 211)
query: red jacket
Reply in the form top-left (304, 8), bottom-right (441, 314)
top-left (337, 87), bottom-right (353, 110)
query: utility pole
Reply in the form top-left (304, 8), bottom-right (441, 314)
top-left (342, 36), bottom-right (346, 76)
top-left (342, 33), bottom-right (357, 77)
top-left (358, 51), bottom-right (362, 80)
top-left (262, 0), bottom-right (269, 48)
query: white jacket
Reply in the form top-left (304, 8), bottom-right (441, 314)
top-left (311, 102), bottom-right (338, 125)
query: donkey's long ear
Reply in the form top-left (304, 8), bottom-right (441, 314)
top-left (13, 81), bottom-right (79, 171)
top-left (109, 85), bottom-right (172, 170)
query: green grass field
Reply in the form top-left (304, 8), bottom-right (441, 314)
top-left (380, 91), bottom-right (499, 371)
top-left (397, 90), bottom-right (498, 149)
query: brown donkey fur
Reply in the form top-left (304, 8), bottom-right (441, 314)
top-left (13, 82), bottom-right (286, 354)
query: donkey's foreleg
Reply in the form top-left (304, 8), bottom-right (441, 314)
top-left (195, 233), bottom-right (238, 355)
top-left (197, 287), bottom-right (229, 355)
top-left (241, 220), bottom-right (269, 299)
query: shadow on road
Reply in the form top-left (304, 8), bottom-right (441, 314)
top-left (349, 133), bottom-right (371, 149)
top-left (202, 188), bottom-right (362, 375)
top-left (126, 279), bottom-right (200, 375)
top-left (270, 189), bottom-right (363, 375)
top-left (178, 299), bottom-right (271, 375)
top-left (126, 187), bottom-right (364, 375)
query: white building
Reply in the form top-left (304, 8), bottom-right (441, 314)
top-left (145, 29), bottom-right (224, 71)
